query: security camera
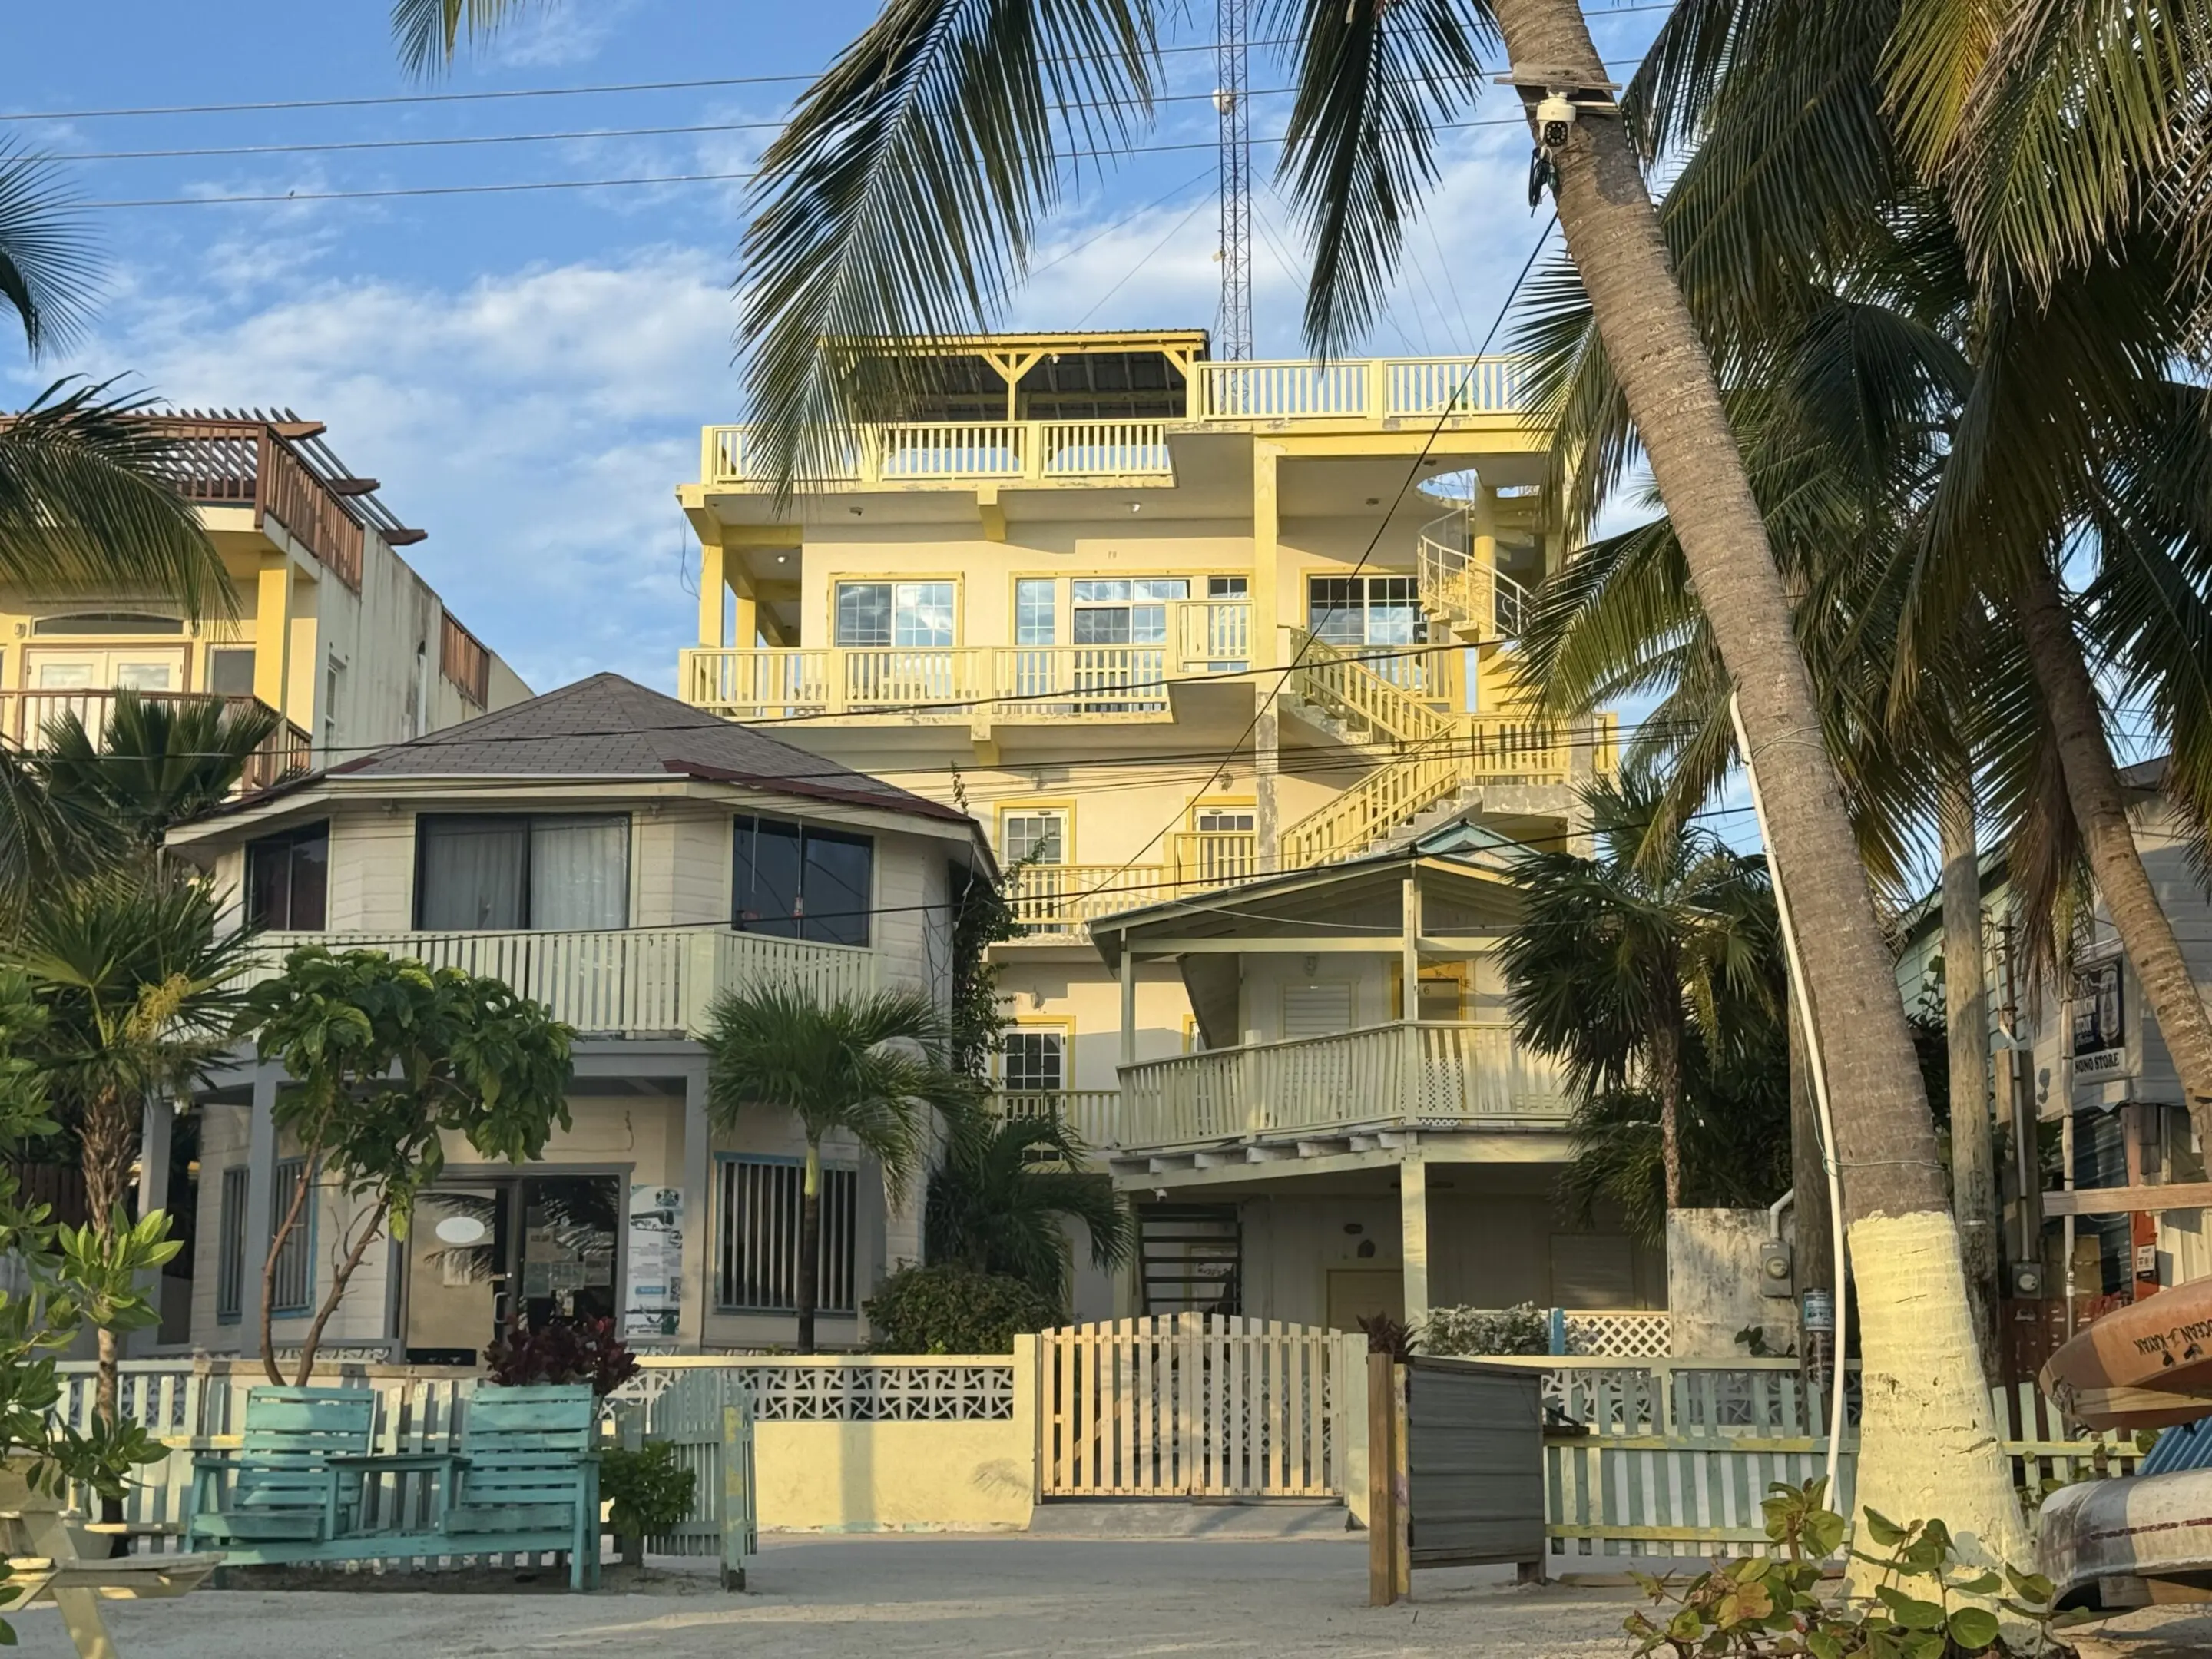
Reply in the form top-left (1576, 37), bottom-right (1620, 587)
top-left (1536, 93), bottom-right (1576, 151)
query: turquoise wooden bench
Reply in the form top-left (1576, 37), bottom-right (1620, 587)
top-left (440, 1384), bottom-right (601, 1590)
top-left (185, 1386), bottom-right (378, 1558)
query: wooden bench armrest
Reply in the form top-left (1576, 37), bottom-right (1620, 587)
top-left (330, 1452), bottom-right (468, 1472)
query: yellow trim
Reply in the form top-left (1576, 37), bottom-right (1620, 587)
top-left (995, 799), bottom-right (1075, 863)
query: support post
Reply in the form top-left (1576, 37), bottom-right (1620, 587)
top-left (1399, 1150), bottom-right (1429, 1331)
top-left (678, 1067), bottom-right (714, 1352)
top-left (1120, 950), bottom-right (1137, 1071)
top-left (1400, 873), bottom-right (1420, 1022)
top-left (252, 557), bottom-right (293, 717)
top-left (1252, 443), bottom-right (1282, 873)
top-left (239, 1071), bottom-right (279, 1363)
top-left (1366, 1349), bottom-right (1400, 1607)
top-left (697, 536), bottom-right (727, 650)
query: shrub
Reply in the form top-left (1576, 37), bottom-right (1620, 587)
top-left (864, 1264), bottom-right (1059, 1353)
top-left (1358, 1312), bottom-right (1415, 1360)
top-left (1622, 1479), bottom-right (2090, 1656)
top-left (1416, 1303), bottom-right (1550, 1357)
top-left (483, 1316), bottom-right (641, 1397)
top-left (601, 1441), bottom-right (697, 1540)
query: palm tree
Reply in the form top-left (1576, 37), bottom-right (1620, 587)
top-left (924, 1112), bottom-right (1133, 1312)
top-left (12, 870), bottom-right (254, 1429)
top-left (395, 0), bottom-right (2029, 1554)
top-left (700, 984), bottom-right (978, 1353)
top-left (1501, 772), bottom-right (1783, 1211)
top-left (41, 690), bottom-right (284, 863)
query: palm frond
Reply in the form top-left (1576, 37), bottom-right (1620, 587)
top-left (0, 148), bottom-right (98, 355)
top-left (737, 0), bottom-right (1159, 495)
top-left (0, 380), bottom-right (229, 617)
top-left (391, 0), bottom-right (542, 78)
top-left (1267, 0), bottom-right (1493, 358)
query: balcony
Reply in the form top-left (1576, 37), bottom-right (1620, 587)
top-left (992, 1089), bottom-right (1123, 1151)
top-left (153, 416), bottom-right (371, 589)
top-left (697, 356), bottom-right (1538, 489)
top-left (681, 601), bottom-right (1250, 723)
top-left (1004, 831), bottom-right (1260, 940)
top-left (0, 690), bottom-right (312, 795)
top-left (243, 926), bottom-right (877, 1037)
top-left (1116, 1021), bottom-right (1568, 1153)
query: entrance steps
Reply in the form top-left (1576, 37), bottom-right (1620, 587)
top-left (1025, 1499), bottom-right (1352, 1540)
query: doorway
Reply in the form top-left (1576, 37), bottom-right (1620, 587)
top-left (402, 1173), bottom-right (623, 1365)
top-left (1326, 1269), bottom-right (1404, 1334)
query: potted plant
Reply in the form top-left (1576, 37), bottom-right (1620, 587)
top-left (482, 1316), bottom-right (641, 1396)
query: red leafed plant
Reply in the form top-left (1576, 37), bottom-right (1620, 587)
top-left (483, 1316), bottom-right (641, 1397)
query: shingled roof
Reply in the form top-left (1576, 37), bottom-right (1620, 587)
top-left (325, 673), bottom-right (968, 824)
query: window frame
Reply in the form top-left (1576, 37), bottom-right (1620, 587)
top-left (831, 578), bottom-right (960, 649)
top-left (247, 820), bottom-right (332, 933)
top-left (997, 803), bottom-right (1072, 868)
top-left (1000, 1020), bottom-right (1073, 1094)
top-left (713, 1153), bottom-right (860, 1316)
top-left (411, 812), bottom-right (634, 932)
top-left (730, 813), bottom-right (876, 947)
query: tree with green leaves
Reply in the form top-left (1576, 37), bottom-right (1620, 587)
top-left (924, 1112), bottom-right (1132, 1313)
top-left (12, 871), bottom-right (253, 1429)
top-left (41, 691), bottom-right (284, 864)
top-left (700, 985), bottom-right (977, 1353)
top-left (0, 965), bottom-right (179, 1634)
top-left (1500, 772), bottom-right (1786, 1220)
top-left (240, 947), bottom-right (577, 1384)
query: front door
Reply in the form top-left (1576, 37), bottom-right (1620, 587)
top-left (1326, 1268), bottom-right (1405, 1335)
top-left (402, 1174), bottom-right (621, 1365)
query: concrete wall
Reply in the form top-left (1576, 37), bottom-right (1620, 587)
top-left (756, 1416), bottom-right (1035, 1532)
top-left (1666, 1208), bottom-right (1790, 1359)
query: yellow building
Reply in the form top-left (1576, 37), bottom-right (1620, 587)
top-left (675, 333), bottom-right (1641, 1329)
top-left (0, 410), bottom-right (528, 780)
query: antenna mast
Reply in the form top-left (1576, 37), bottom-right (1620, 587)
top-left (1214, 0), bottom-right (1254, 360)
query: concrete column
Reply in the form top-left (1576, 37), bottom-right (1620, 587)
top-left (1119, 950), bottom-right (1138, 1070)
top-left (129, 1099), bottom-right (175, 1357)
top-left (677, 1068), bottom-right (714, 1352)
top-left (252, 557), bottom-right (293, 715)
top-left (238, 1071), bottom-right (279, 1361)
top-left (697, 536), bottom-right (727, 651)
top-left (1401, 873), bottom-right (1420, 1022)
top-left (1251, 443), bottom-right (1283, 873)
top-left (1399, 1150), bottom-right (1429, 1330)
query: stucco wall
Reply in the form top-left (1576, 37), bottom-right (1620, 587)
top-left (754, 1418), bottom-right (1035, 1532)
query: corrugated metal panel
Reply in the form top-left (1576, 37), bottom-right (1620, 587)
top-left (2141, 1414), bottom-right (2212, 1476)
top-left (1404, 1356), bottom-right (1545, 1568)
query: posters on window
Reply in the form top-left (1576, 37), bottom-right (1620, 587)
top-left (624, 1183), bottom-right (684, 1341)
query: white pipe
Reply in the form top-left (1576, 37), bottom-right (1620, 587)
top-left (1728, 694), bottom-right (1851, 1498)
top-left (1768, 1186), bottom-right (1796, 1242)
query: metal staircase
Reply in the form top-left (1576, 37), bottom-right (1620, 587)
top-left (1417, 503), bottom-right (1534, 643)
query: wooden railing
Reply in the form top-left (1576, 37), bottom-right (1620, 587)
top-left (1116, 1020), bottom-right (1567, 1150)
top-left (1167, 829), bottom-right (1257, 889)
top-left (1190, 355), bottom-right (1534, 421)
top-left (1005, 864), bottom-right (1173, 936)
top-left (702, 419), bottom-right (1173, 487)
top-left (439, 613), bottom-right (492, 707)
top-left (989, 1089), bottom-right (1124, 1151)
top-left (1283, 626), bottom-right (1458, 749)
top-left (681, 606), bottom-right (1250, 722)
top-left (247, 927), bottom-right (876, 1035)
top-left (156, 418), bottom-right (366, 589)
top-left (0, 689), bottom-right (312, 794)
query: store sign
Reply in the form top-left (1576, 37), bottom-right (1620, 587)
top-left (2071, 961), bottom-right (2128, 1076)
top-left (624, 1184), bottom-right (684, 1341)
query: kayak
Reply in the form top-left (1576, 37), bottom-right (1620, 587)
top-left (2039, 1279), bottom-right (2212, 1430)
top-left (2039, 1468), bottom-right (2212, 1607)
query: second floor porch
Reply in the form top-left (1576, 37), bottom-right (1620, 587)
top-left (0, 687), bottom-right (313, 796)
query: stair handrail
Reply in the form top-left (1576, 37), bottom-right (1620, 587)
top-left (1280, 625), bottom-right (1455, 750)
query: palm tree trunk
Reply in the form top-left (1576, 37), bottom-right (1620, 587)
top-left (796, 1138), bottom-right (822, 1356)
top-left (1787, 1013), bottom-right (1834, 1296)
top-left (2014, 561), bottom-right (2212, 1145)
top-left (80, 1091), bottom-right (134, 1552)
top-left (1940, 770), bottom-right (2002, 1382)
top-left (1650, 1012), bottom-right (1685, 1209)
top-left (1490, 0), bottom-right (2026, 1567)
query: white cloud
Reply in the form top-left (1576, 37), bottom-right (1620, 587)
top-left (31, 247), bottom-right (743, 694)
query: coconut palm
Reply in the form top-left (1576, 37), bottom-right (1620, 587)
top-left (700, 984), bottom-right (978, 1352)
top-left (1501, 771), bottom-right (1783, 1211)
top-left (924, 1111), bottom-right (1133, 1311)
top-left (396, 0), bottom-right (2029, 1554)
top-left (41, 690), bottom-right (284, 863)
top-left (11, 869), bottom-right (255, 1430)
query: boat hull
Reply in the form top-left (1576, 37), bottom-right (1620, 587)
top-left (2039, 1280), bottom-right (2212, 1430)
top-left (2039, 1469), bottom-right (2212, 1606)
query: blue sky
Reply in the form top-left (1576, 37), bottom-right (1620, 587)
top-left (6, 2), bottom-right (1668, 697)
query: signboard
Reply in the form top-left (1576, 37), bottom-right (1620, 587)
top-left (624, 1183), bottom-right (684, 1341)
top-left (2072, 960), bottom-right (2127, 1076)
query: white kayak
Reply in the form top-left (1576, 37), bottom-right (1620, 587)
top-left (2038, 1467), bottom-right (2212, 1607)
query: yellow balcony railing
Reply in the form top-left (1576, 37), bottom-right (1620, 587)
top-left (1005, 863), bottom-right (1174, 936)
top-left (1167, 830), bottom-right (1258, 890)
top-left (703, 419), bottom-right (1173, 488)
top-left (1189, 355), bottom-right (1532, 422)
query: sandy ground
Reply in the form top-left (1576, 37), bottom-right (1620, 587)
top-left (9, 1537), bottom-right (2210, 1658)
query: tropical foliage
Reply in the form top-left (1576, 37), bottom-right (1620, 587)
top-left (241, 946), bottom-right (577, 1383)
top-left (924, 1111), bottom-right (1132, 1312)
top-left (1500, 772), bottom-right (1788, 1231)
top-left (863, 1263), bottom-right (1061, 1354)
top-left (701, 984), bottom-right (977, 1352)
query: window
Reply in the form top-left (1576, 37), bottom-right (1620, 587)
top-left (1015, 578), bottom-right (1058, 646)
top-left (270, 1157), bottom-right (312, 1313)
top-left (247, 823), bottom-right (329, 932)
top-left (1283, 982), bottom-right (1355, 1040)
top-left (1002, 1028), bottom-right (1066, 1094)
top-left (415, 813), bottom-right (631, 931)
top-left (716, 1157), bottom-right (857, 1313)
top-left (216, 1161), bottom-right (313, 1320)
top-left (1207, 575), bottom-right (1248, 601)
top-left (1309, 575), bottom-right (1423, 649)
top-left (323, 656), bottom-right (345, 750)
top-left (215, 1166), bottom-right (249, 1323)
top-left (31, 612), bottom-right (184, 636)
top-left (1000, 810), bottom-right (1066, 867)
top-left (207, 647), bottom-right (256, 698)
top-left (732, 815), bottom-right (873, 946)
top-left (834, 581), bottom-right (955, 647)
top-left (1071, 578), bottom-right (1186, 645)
